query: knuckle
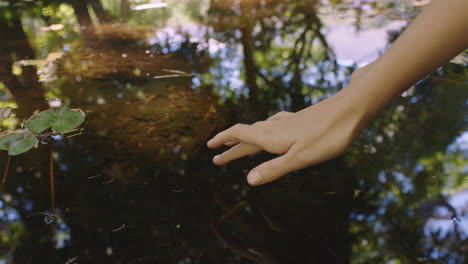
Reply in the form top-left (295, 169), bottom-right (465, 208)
top-left (285, 148), bottom-right (305, 167)
top-left (232, 123), bottom-right (245, 130)
top-left (229, 123), bottom-right (248, 136)
top-left (253, 121), bottom-right (265, 127)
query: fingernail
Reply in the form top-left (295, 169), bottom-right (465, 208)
top-left (213, 155), bottom-right (221, 162)
top-left (248, 171), bottom-right (263, 185)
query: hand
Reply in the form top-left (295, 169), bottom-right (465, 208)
top-left (207, 89), bottom-right (368, 186)
top-left (208, 0), bottom-right (468, 186)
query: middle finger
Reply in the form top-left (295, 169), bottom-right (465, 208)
top-left (213, 143), bottom-right (262, 165)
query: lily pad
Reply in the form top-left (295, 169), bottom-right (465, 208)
top-left (0, 132), bottom-right (23, 150)
top-left (24, 108), bottom-right (86, 134)
top-left (9, 132), bottom-right (39, 156)
top-left (0, 130), bottom-right (39, 156)
top-left (51, 108), bottom-right (85, 133)
top-left (25, 110), bottom-right (57, 133)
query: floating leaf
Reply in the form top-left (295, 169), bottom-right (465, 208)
top-left (25, 108), bottom-right (86, 134)
top-left (8, 131), bottom-right (39, 156)
top-left (0, 130), bottom-right (38, 156)
top-left (0, 132), bottom-right (23, 150)
top-left (51, 108), bottom-right (85, 133)
top-left (25, 110), bottom-right (57, 133)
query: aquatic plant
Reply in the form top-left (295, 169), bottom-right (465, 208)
top-left (0, 107), bottom-right (85, 156)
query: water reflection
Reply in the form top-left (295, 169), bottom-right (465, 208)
top-left (211, 194), bottom-right (339, 263)
top-left (0, 0), bottom-right (466, 263)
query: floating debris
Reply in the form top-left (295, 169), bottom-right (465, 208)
top-left (64, 257), bottom-right (78, 264)
top-left (38, 211), bottom-right (56, 224)
top-left (112, 224), bottom-right (125, 232)
top-left (102, 178), bottom-right (114, 184)
top-left (0, 107), bottom-right (14, 118)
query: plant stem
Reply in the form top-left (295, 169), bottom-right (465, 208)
top-left (50, 144), bottom-right (55, 212)
top-left (2, 155), bottom-right (11, 184)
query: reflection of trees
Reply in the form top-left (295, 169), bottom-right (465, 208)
top-left (1, 1), bottom-right (225, 263)
top-left (0, 13), bottom-right (48, 118)
top-left (207, 0), bottom-right (340, 116)
top-left (207, 1), bottom-right (468, 263)
top-left (347, 65), bottom-right (468, 263)
top-left (0, 6), bottom-right (60, 262)
top-left (0, 0), bottom-right (466, 263)
top-left (71, 0), bottom-right (111, 27)
top-left (54, 0), bottom-right (226, 164)
top-left (252, 0), bottom-right (336, 112)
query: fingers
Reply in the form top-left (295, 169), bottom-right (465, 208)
top-left (207, 112), bottom-right (296, 186)
top-left (267, 111), bottom-right (293, 121)
top-left (224, 141), bottom-right (239, 146)
top-left (247, 153), bottom-right (296, 186)
top-left (213, 143), bottom-right (262, 165)
top-left (207, 124), bottom-right (262, 149)
top-left (208, 112), bottom-right (293, 149)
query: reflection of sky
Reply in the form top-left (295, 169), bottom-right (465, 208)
top-left (324, 20), bottom-right (407, 64)
top-left (371, 132), bottom-right (467, 260)
top-left (424, 190), bottom-right (468, 246)
top-left (415, 132), bottom-right (467, 245)
top-left (147, 12), bottom-right (409, 97)
top-left (448, 131), bottom-right (468, 154)
top-left (1, 193), bottom-right (71, 255)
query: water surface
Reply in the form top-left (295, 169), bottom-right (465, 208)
top-left (0, 0), bottom-right (467, 263)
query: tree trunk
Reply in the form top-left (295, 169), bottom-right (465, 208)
top-left (87, 0), bottom-right (112, 23)
top-left (71, 0), bottom-right (92, 27)
top-left (239, 0), bottom-right (260, 106)
top-left (0, 17), bottom-right (47, 118)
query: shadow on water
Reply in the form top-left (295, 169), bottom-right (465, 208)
top-left (0, 0), bottom-right (467, 263)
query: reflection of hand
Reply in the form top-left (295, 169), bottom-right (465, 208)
top-left (210, 194), bottom-right (339, 263)
top-left (207, 90), bottom-right (367, 186)
top-left (210, 203), bottom-right (285, 264)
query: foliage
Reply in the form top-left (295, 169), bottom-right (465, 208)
top-left (25, 108), bottom-right (85, 133)
top-left (0, 130), bottom-right (39, 156)
top-left (0, 107), bottom-right (85, 155)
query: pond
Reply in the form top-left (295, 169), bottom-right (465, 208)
top-left (0, 0), bottom-right (467, 263)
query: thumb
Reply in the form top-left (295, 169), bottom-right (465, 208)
top-left (246, 153), bottom-right (295, 186)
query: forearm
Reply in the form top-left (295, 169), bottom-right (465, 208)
top-left (340, 0), bottom-right (468, 120)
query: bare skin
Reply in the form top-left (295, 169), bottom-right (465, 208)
top-left (207, 0), bottom-right (468, 186)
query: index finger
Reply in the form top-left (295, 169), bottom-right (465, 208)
top-left (207, 123), bottom-right (261, 148)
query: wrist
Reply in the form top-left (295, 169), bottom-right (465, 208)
top-left (338, 60), bottom-right (402, 122)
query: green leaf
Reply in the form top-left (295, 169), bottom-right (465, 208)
top-left (51, 108), bottom-right (85, 133)
top-left (0, 130), bottom-right (38, 156)
top-left (8, 131), bottom-right (39, 156)
top-left (25, 110), bottom-right (57, 133)
top-left (0, 132), bottom-right (22, 150)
